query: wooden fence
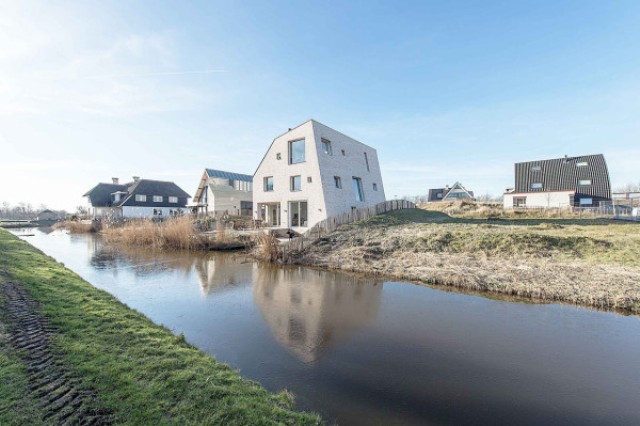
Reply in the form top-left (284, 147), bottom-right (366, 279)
top-left (284, 200), bottom-right (416, 252)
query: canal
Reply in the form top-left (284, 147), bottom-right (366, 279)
top-left (13, 228), bottom-right (640, 425)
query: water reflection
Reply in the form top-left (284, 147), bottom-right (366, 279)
top-left (254, 267), bottom-right (382, 362)
top-left (194, 255), bottom-right (255, 295)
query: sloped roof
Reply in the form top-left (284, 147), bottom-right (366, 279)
top-left (118, 179), bottom-right (191, 206)
top-left (206, 169), bottom-right (253, 182)
top-left (83, 183), bottom-right (128, 207)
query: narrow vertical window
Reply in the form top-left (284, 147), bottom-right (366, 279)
top-left (373, 183), bottom-right (378, 191)
top-left (290, 175), bottom-right (301, 191)
top-left (264, 176), bottom-right (274, 192)
top-left (334, 176), bottom-right (342, 189)
top-left (352, 177), bottom-right (364, 202)
top-left (321, 139), bottom-right (332, 155)
top-left (364, 152), bottom-right (370, 172)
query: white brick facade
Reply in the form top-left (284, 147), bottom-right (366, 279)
top-left (504, 191), bottom-right (575, 209)
top-left (253, 120), bottom-right (386, 229)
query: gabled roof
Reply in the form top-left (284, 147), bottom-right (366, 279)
top-left (84, 179), bottom-right (190, 207)
top-left (428, 182), bottom-right (475, 202)
top-left (205, 169), bottom-right (253, 182)
top-left (442, 182), bottom-right (475, 201)
top-left (83, 183), bottom-right (128, 207)
top-left (118, 179), bottom-right (191, 206)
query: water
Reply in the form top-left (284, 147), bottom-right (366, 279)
top-left (12, 228), bottom-right (640, 425)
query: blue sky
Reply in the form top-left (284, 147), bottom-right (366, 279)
top-left (1, 0), bottom-right (639, 210)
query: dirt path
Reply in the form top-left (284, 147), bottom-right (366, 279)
top-left (1, 281), bottom-right (114, 425)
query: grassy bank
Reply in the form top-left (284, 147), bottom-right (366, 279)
top-left (0, 229), bottom-right (320, 425)
top-left (296, 209), bottom-right (640, 313)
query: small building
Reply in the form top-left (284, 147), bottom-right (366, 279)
top-left (191, 169), bottom-right (253, 217)
top-left (253, 119), bottom-right (386, 229)
top-left (84, 176), bottom-right (191, 219)
top-left (503, 154), bottom-right (611, 209)
top-left (428, 182), bottom-right (475, 202)
top-left (36, 210), bottom-right (59, 221)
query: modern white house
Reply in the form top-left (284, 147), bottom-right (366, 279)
top-left (253, 119), bottom-right (386, 229)
top-left (84, 177), bottom-right (191, 219)
top-left (191, 169), bottom-right (253, 217)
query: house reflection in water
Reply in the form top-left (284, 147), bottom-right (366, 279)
top-left (194, 254), bottom-right (255, 295)
top-left (253, 266), bottom-right (383, 363)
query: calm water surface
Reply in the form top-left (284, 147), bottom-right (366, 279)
top-left (13, 228), bottom-right (640, 425)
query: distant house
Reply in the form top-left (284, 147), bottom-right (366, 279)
top-left (428, 182), bottom-right (475, 202)
top-left (36, 210), bottom-right (59, 221)
top-left (253, 119), bottom-right (386, 229)
top-left (503, 154), bottom-right (611, 209)
top-left (84, 176), bottom-right (191, 219)
top-left (612, 191), bottom-right (640, 202)
top-left (191, 169), bottom-right (253, 217)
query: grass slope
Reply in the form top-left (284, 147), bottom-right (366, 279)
top-left (0, 230), bottom-right (321, 425)
top-left (300, 209), bottom-right (640, 313)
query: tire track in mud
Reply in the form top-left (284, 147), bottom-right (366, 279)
top-left (1, 281), bottom-right (115, 425)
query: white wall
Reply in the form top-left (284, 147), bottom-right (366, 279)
top-left (122, 206), bottom-right (187, 218)
top-left (253, 120), bottom-right (386, 229)
top-left (503, 191), bottom-right (574, 209)
top-left (207, 184), bottom-right (253, 217)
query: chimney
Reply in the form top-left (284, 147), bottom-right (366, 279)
top-left (112, 177), bottom-right (119, 185)
top-left (133, 176), bottom-right (140, 182)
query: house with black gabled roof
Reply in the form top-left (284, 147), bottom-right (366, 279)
top-left (503, 154), bottom-right (611, 209)
top-left (84, 176), bottom-right (191, 219)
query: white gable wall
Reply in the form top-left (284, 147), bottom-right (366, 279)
top-left (253, 120), bottom-right (386, 229)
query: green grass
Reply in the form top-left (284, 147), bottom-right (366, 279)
top-left (0, 229), bottom-right (321, 425)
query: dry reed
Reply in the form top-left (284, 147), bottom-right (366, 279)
top-left (252, 232), bottom-right (280, 263)
top-left (103, 217), bottom-right (206, 250)
top-left (54, 220), bottom-right (99, 233)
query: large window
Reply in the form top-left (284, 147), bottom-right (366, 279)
top-left (290, 175), bottom-right (301, 191)
top-left (264, 176), bottom-right (274, 192)
top-left (334, 176), bottom-right (342, 189)
top-left (580, 198), bottom-right (593, 206)
top-left (289, 201), bottom-right (308, 227)
top-left (513, 197), bottom-right (527, 207)
top-left (352, 177), bottom-right (364, 202)
top-left (153, 195), bottom-right (163, 203)
top-left (321, 138), bottom-right (332, 155)
top-left (135, 194), bottom-right (146, 202)
top-left (289, 139), bottom-right (305, 164)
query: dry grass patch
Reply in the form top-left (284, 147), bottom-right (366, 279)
top-left (103, 217), bottom-right (207, 250)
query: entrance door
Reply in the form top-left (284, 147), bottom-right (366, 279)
top-left (269, 204), bottom-right (280, 226)
top-left (289, 201), bottom-right (308, 227)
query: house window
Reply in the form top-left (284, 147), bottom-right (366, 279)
top-left (321, 139), bottom-right (332, 155)
top-left (580, 198), bottom-right (593, 206)
top-left (289, 201), bottom-right (308, 227)
top-left (276, 153), bottom-right (282, 160)
top-left (113, 193), bottom-right (121, 202)
top-left (437, 193), bottom-right (443, 199)
top-left (578, 179), bottom-right (592, 186)
top-left (289, 139), bottom-right (305, 164)
top-left (513, 197), bottom-right (527, 207)
top-left (291, 175), bottom-right (301, 191)
top-left (264, 176), bottom-right (274, 192)
top-left (531, 166), bottom-right (541, 172)
top-left (153, 195), bottom-right (163, 203)
top-left (334, 176), bottom-right (342, 189)
top-left (373, 183), bottom-right (378, 191)
top-left (352, 177), bottom-right (364, 202)
top-left (341, 149), bottom-right (346, 156)
top-left (531, 183), bottom-right (542, 189)
top-left (169, 196), bottom-right (178, 203)
top-left (135, 194), bottom-right (147, 202)
top-left (307, 176), bottom-right (312, 183)
top-left (364, 152), bottom-right (370, 172)
top-left (577, 162), bottom-right (588, 167)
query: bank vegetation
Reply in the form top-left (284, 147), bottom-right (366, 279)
top-left (293, 208), bottom-right (640, 314)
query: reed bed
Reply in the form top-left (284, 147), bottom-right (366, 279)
top-left (252, 232), bottom-right (280, 263)
top-left (53, 220), bottom-right (99, 233)
top-left (103, 217), bottom-right (207, 250)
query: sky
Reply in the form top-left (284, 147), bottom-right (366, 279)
top-left (1, 0), bottom-right (639, 211)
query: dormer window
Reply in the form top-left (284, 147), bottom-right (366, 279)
top-left (531, 166), bottom-right (541, 172)
top-left (531, 183), bottom-right (542, 189)
top-left (578, 179), bottom-right (592, 186)
top-left (577, 162), bottom-right (588, 167)
top-left (135, 194), bottom-right (147, 202)
top-left (113, 193), bottom-right (121, 202)
top-left (153, 195), bottom-right (163, 203)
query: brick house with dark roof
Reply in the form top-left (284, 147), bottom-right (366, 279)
top-left (84, 176), bottom-right (191, 219)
